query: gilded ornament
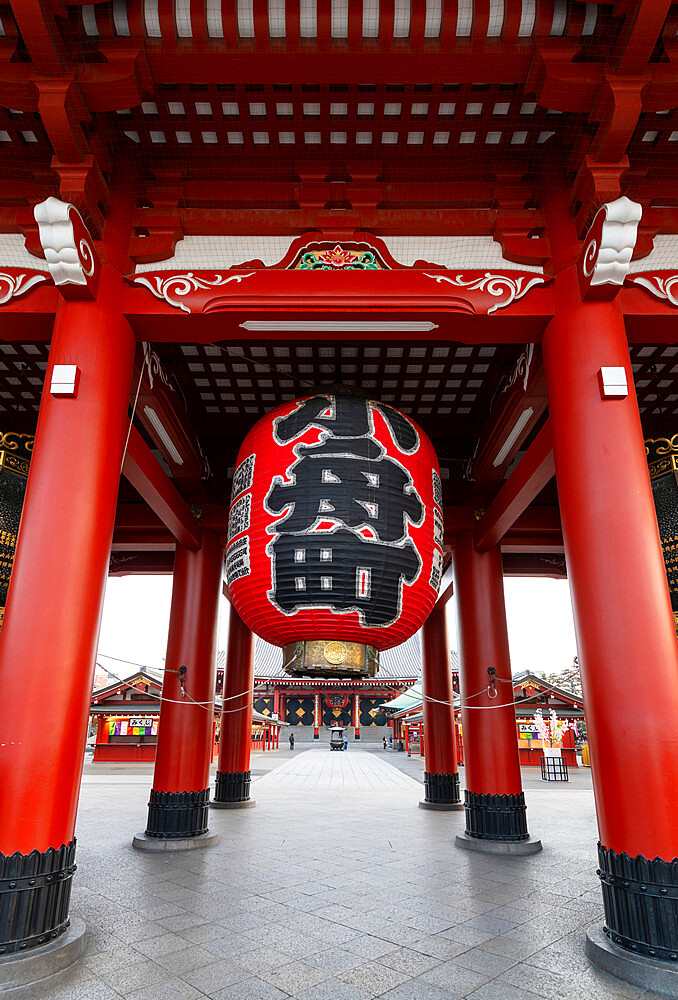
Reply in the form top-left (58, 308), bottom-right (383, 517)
top-left (325, 641), bottom-right (348, 665)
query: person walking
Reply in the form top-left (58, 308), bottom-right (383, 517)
top-left (289, 732), bottom-right (295, 750)
top-left (343, 736), bottom-right (348, 751)
top-left (382, 737), bottom-right (387, 750)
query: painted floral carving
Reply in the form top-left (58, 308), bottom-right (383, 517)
top-left (296, 246), bottom-right (382, 269)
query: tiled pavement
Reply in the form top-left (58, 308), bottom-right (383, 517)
top-left (8, 748), bottom-right (663, 1000)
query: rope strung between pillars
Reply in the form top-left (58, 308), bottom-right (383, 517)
top-left (95, 662), bottom-right (256, 714)
top-left (98, 657), bottom-right (521, 713)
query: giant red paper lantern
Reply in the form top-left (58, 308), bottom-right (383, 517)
top-left (226, 393), bottom-right (444, 677)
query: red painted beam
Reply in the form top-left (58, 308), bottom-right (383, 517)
top-left (8, 0), bottom-right (65, 76)
top-left (614, 0), bottom-right (672, 76)
top-left (474, 421), bottom-right (555, 552)
top-left (111, 527), bottom-right (174, 551)
top-left (503, 506), bottom-right (564, 552)
top-left (122, 425), bottom-right (201, 550)
top-left (434, 562), bottom-right (454, 612)
top-left (501, 533), bottom-right (564, 554)
top-left (442, 507), bottom-right (475, 544)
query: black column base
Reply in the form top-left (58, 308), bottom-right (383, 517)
top-left (213, 770), bottom-right (251, 803)
top-left (598, 844), bottom-right (678, 961)
top-left (354, 731), bottom-right (361, 740)
top-left (0, 840), bottom-right (76, 955)
top-left (424, 771), bottom-right (461, 805)
top-left (464, 790), bottom-right (529, 842)
top-left (145, 789), bottom-right (210, 839)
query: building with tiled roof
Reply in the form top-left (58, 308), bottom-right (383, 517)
top-left (217, 633), bottom-right (436, 742)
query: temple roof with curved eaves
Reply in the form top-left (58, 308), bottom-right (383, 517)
top-left (244, 633), bottom-right (460, 682)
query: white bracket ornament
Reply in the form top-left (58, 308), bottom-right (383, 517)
top-left (578, 196), bottom-right (642, 301)
top-left (34, 197), bottom-right (100, 300)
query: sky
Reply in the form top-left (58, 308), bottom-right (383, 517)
top-left (96, 574), bottom-right (578, 678)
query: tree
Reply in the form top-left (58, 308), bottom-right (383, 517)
top-left (537, 657), bottom-right (582, 698)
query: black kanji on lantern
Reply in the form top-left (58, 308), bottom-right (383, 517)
top-left (269, 530), bottom-right (421, 627)
top-left (273, 394), bottom-right (419, 453)
top-left (266, 395), bottom-right (425, 627)
top-left (266, 437), bottom-right (423, 543)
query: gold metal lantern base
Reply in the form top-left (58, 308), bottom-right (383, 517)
top-left (283, 640), bottom-right (379, 678)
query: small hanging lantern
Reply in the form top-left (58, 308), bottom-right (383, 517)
top-left (226, 393), bottom-right (444, 677)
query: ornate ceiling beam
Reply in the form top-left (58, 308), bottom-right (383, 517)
top-left (122, 425), bottom-right (202, 550)
top-left (467, 347), bottom-right (548, 496)
top-left (474, 421), bottom-right (555, 552)
top-left (133, 345), bottom-right (210, 494)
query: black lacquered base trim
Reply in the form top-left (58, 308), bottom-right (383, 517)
top-left (598, 844), bottom-right (678, 961)
top-left (0, 839), bottom-right (76, 954)
top-left (145, 789), bottom-right (210, 839)
top-left (424, 771), bottom-right (461, 804)
top-left (214, 770), bottom-right (251, 803)
top-left (464, 791), bottom-right (529, 842)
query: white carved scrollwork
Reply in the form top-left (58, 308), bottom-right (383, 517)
top-left (133, 272), bottom-right (256, 313)
top-left (0, 272), bottom-right (48, 305)
top-left (504, 343), bottom-right (535, 393)
top-left (582, 196), bottom-right (642, 288)
top-left (424, 272), bottom-right (547, 314)
top-left (629, 274), bottom-right (678, 308)
top-left (33, 197), bottom-right (97, 289)
top-left (143, 341), bottom-right (174, 393)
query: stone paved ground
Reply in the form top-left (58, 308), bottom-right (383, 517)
top-left (8, 747), bottom-right (663, 1000)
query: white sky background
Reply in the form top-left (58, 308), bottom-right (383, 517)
top-left (97, 574), bottom-right (578, 677)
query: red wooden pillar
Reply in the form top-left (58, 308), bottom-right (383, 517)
top-left (0, 270), bottom-right (135, 952)
top-left (313, 692), bottom-right (320, 740)
top-left (544, 262), bottom-right (678, 960)
top-left (140, 532), bottom-right (223, 846)
top-left (421, 606), bottom-right (462, 808)
top-left (213, 608), bottom-right (255, 807)
top-left (453, 534), bottom-right (540, 850)
top-left (353, 692), bottom-right (361, 740)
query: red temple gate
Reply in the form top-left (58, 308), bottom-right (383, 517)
top-left (0, 2), bottom-right (677, 994)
